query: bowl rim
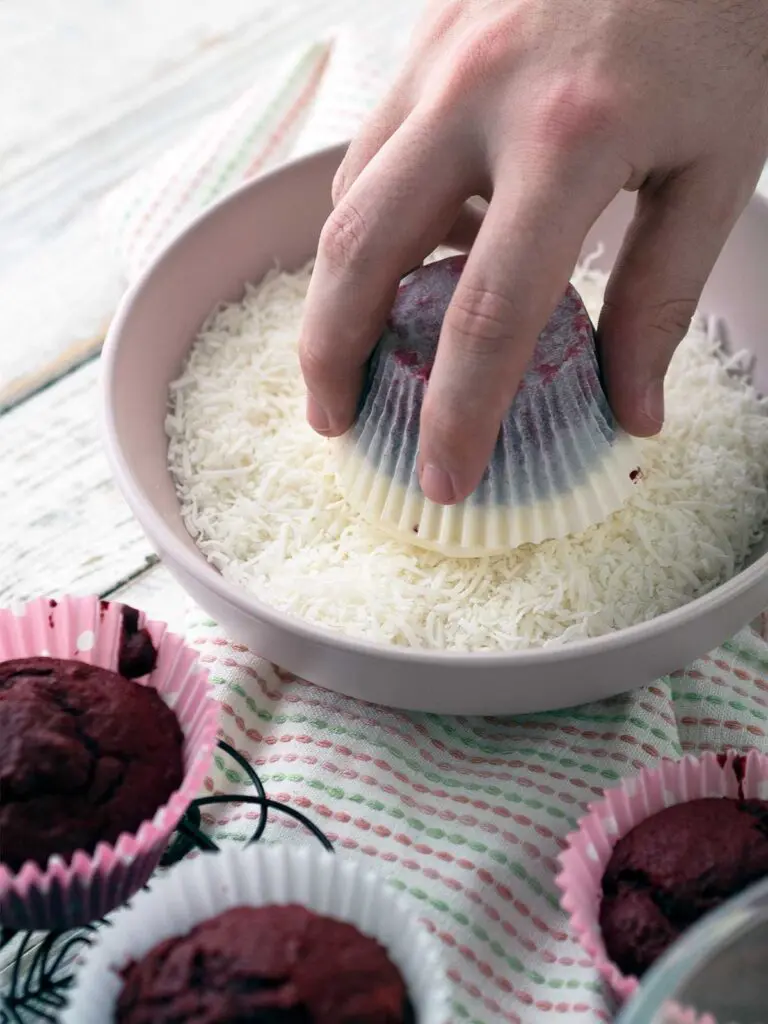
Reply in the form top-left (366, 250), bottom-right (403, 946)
top-left (102, 143), bottom-right (768, 667)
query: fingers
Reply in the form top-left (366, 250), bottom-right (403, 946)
top-left (443, 198), bottom-right (487, 252)
top-left (299, 117), bottom-right (472, 437)
top-left (331, 97), bottom-right (406, 207)
top-left (419, 158), bottom-right (624, 504)
top-left (598, 163), bottom-right (757, 436)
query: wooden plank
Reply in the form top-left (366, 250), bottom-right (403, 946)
top-left (0, 351), bottom-right (210, 619)
top-left (0, 359), bottom-right (155, 604)
top-left (0, 0), bottom-right (378, 405)
top-left (105, 561), bottom-right (205, 634)
top-left (0, 325), bottom-right (109, 415)
top-left (0, 209), bottom-right (124, 410)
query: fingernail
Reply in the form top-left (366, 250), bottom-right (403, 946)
top-left (641, 378), bottom-right (665, 431)
top-left (306, 394), bottom-right (331, 434)
top-left (420, 463), bottom-right (457, 505)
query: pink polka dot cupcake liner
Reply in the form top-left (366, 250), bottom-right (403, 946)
top-left (0, 594), bottom-right (218, 931)
top-left (555, 749), bottom-right (768, 1007)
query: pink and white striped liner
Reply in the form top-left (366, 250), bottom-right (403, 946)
top-left (555, 749), bottom-right (768, 1005)
top-left (0, 594), bottom-right (218, 931)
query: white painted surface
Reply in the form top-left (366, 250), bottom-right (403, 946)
top-left (0, 358), bottom-right (157, 604)
top-left (0, 0), bottom-right (416, 401)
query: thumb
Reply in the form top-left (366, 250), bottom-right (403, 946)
top-left (598, 164), bottom-right (756, 436)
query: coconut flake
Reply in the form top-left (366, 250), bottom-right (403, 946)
top-left (166, 262), bottom-right (768, 652)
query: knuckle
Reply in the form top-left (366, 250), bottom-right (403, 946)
top-left (445, 283), bottom-right (517, 356)
top-left (331, 163), bottom-right (351, 206)
top-left (446, 34), bottom-right (490, 92)
top-left (645, 296), bottom-right (698, 340)
top-left (533, 80), bottom-right (617, 152)
top-left (318, 200), bottom-right (371, 275)
top-left (428, 12), bottom-right (523, 113)
top-left (423, 0), bottom-right (463, 46)
top-left (436, 26), bottom-right (508, 103)
top-left (298, 335), bottom-right (331, 390)
top-left (602, 294), bottom-right (698, 343)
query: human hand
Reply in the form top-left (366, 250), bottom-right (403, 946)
top-left (299, 0), bottom-right (768, 505)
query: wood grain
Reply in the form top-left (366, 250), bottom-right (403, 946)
top-left (0, 325), bottom-right (109, 413)
top-left (106, 561), bottom-right (204, 633)
top-left (0, 358), bottom-right (155, 604)
top-left (0, 0), bottom-right (385, 405)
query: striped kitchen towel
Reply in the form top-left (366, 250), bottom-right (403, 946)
top-left (186, 612), bottom-right (768, 1023)
top-left (99, 42), bottom-right (331, 283)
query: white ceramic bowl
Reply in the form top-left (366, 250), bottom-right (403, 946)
top-left (102, 144), bottom-right (768, 715)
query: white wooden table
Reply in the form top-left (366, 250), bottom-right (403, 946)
top-left (0, 0), bottom-right (395, 603)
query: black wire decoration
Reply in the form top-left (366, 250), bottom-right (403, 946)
top-left (0, 739), bottom-right (334, 1024)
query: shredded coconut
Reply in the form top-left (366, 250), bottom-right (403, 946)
top-left (166, 260), bottom-right (768, 651)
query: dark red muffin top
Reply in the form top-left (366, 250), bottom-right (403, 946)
top-left (0, 657), bottom-right (184, 872)
top-left (600, 796), bottom-right (768, 978)
top-left (116, 904), bottom-right (415, 1024)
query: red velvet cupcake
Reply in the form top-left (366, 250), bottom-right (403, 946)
top-left (557, 750), bottom-right (768, 1003)
top-left (117, 905), bottom-right (415, 1023)
top-left (63, 845), bottom-right (450, 1024)
top-left (599, 796), bottom-right (768, 979)
top-left (0, 595), bottom-right (217, 930)
top-left (1, 657), bottom-right (184, 873)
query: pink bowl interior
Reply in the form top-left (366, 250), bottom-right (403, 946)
top-left (100, 144), bottom-right (768, 714)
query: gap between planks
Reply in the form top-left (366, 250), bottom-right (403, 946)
top-left (104, 560), bottom-right (204, 634)
top-left (0, 358), bottom-right (154, 604)
top-left (0, 0), bottom-right (375, 411)
top-left (0, 343), bottom-right (211, 623)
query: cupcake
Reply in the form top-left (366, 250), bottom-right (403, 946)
top-left (0, 657), bottom-right (184, 874)
top-left (63, 845), bottom-right (450, 1024)
top-left (556, 749), bottom-right (768, 1002)
top-left (333, 256), bottom-right (642, 557)
top-left (116, 905), bottom-right (415, 1023)
top-left (600, 796), bottom-right (768, 981)
top-left (0, 595), bottom-right (218, 931)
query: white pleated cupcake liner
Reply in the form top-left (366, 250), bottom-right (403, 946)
top-left (0, 595), bottom-right (218, 931)
top-left (62, 844), bottom-right (452, 1023)
top-left (334, 379), bottom-right (644, 557)
top-left (333, 264), bottom-right (645, 556)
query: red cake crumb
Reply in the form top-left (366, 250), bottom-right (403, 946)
top-left (117, 905), bottom-right (415, 1024)
top-left (0, 657), bottom-right (183, 872)
top-left (118, 605), bottom-right (158, 679)
top-left (600, 797), bottom-right (768, 977)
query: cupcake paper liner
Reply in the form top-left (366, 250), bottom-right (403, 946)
top-left (335, 430), bottom-right (641, 557)
top-left (62, 843), bottom-right (452, 1024)
top-left (555, 750), bottom-right (768, 1006)
top-left (0, 594), bottom-right (218, 931)
top-left (334, 259), bottom-right (644, 557)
